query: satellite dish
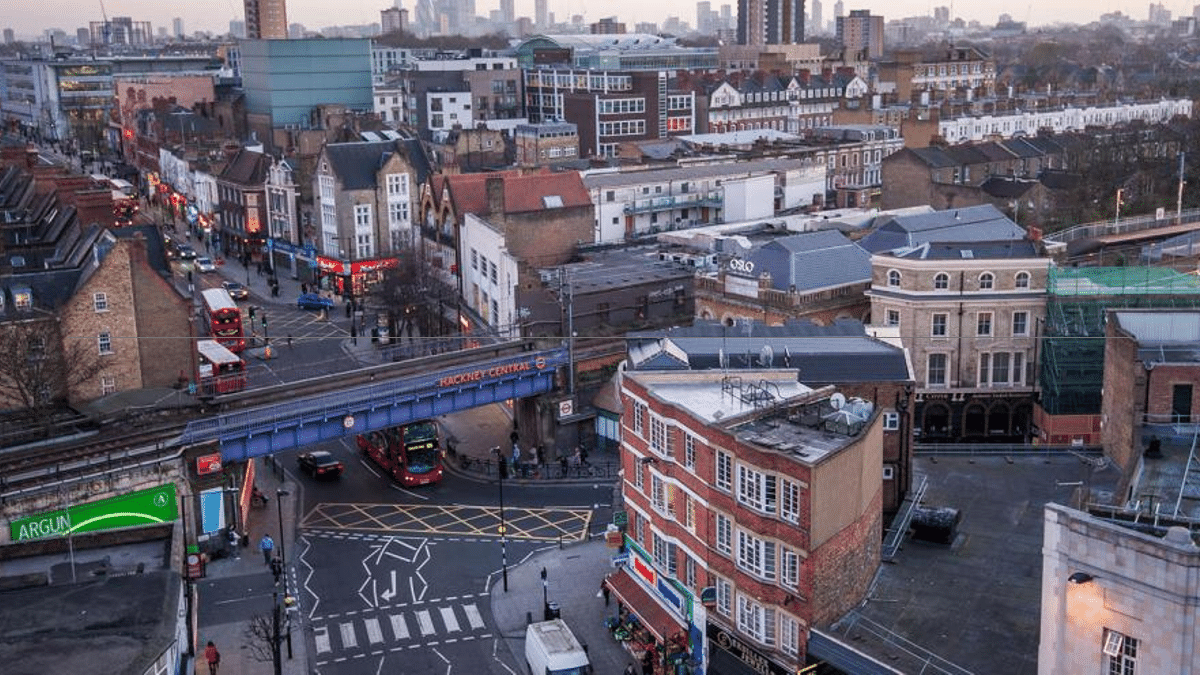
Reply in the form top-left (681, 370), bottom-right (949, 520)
top-left (759, 344), bottom-right (774, 367)
top-left (830, 393), bottom-right (847, 410)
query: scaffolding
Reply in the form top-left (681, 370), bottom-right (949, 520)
top-left (1039, 266), bottom-right (1200, 416)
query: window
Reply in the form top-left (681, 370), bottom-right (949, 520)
top-left (651, 474), bottom-right (666, 513)
top-left (979, 272), bottom-right (994, 290)
top-left (934, 272), bottom-right (949, 290)
top-left (489, 261), bottom-right (498, 284)
top-left (1104, 629), bottom-right (1137, 675)
top-left (685, 555), bottom-right (696, 589)
top-left (932, 313), bottom-right (948, 337)
top-left (883, 465), bottom-right (895, 480)
top-left (684, 494), bottom-right (695, 529)
top-left (736, 594), bottom-right (775, 645)
top-left (1013, 352), bottom-right (1025, 385)
top-left (100, 375), bottom-right (116, 395)
top-left (1012, 311), bottom-right (1029, 336)
top-left (887, 269), bottom-right (901, 286)
top-left (737, 466), bottom-right (777, 514)
top-left (1015, 271), bottom-right (1031, 289)
top-left (780, 614), bottom-right (800, 657)
top-left (977, 312), bottom-right (993, 336)
top-left (684, 434), bottom-right (696, 470)
top-left (781, 548), bottom-right (800, 587)
top-left (737, 530), bottom-right (776, 580)
top-left (715, 577), bottom-right (732, 617)
top-left (927, 353), bottom-right (948, 386)
top-left (634, 511), bottom-right (644, 544)
top-left (650, 416), bottom-right (668, 457)
top-left (93, 292), bottom-right (108, 312)
top-left (883, 412), bottom-right (900, 430)
top-left (886, 309), bottom-right (900, 327)
top-left (991, 352), bottom-right (1010, 384)
top-left (98, 331), bottom-right (113, 355)
top-left (652, 531), bottom-right (669, 568)
top-left (633, 401), bottom-right (646, 436)
top-left (634, 457), bottom-right (644, 490)
top-left (715, 513), bottom-right (732, 554)
top-left (780, 480), bottom-right (799, 523)
top-left (715, 450), bottom-right (731, 491)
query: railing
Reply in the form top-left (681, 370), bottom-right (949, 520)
top-left (623, 192), bottom-right (723, 214)
top-left (914, 443), bottom-right (1102, 456)
top-left (831, 612), bottom-right (976, 675)
top-left (444, 449), bottom-right (619, 482)
top-left (1044, 207), bottom-right (1200, 244)
top-left (882, 475), bottom-right (927, 561)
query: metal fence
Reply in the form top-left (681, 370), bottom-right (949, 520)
top-left (914, 443), bottom-right (1102, 456)
top-left (445, 449), bottom-right (619, 482)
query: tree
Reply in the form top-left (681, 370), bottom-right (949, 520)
top-left (0, 315), bottom-right (103, 435)
top-left (365, 246), bottom-right (458, 343)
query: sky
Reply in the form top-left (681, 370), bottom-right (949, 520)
top-left (5, 0), bottom-right (1190, 40)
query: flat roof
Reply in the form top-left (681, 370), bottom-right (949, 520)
top-left (582, 157), bottom-right (816, 189)
top-left (824, 455), bottom-right (1121, 674)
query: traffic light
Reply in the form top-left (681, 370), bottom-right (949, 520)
top-left (261, 313), bottom-right (268, 328)
top-left (248, 306), bottom-right (256, 320)
top-left (498, 458), bottom-right (508, 479)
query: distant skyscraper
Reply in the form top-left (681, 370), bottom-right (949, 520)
top-left (500, 0), bottom-right (516, 25)
top-left (382, 7), bottom-right (405, 33)
top-left (697, 1), bottom-right (713, 33)
top-left (244, 0), bottom-right (289, 39)
top-left (933, 6), bottom-right (949, 23)
top-left (76, 27), bottom-right (89, 44)
top-left (230, 19), bottom-right (246, 38)
top-left (2, 28), bottom-right (12, 44)
top-left (737, 0), bottom-right (804, 45)
top-left (720, 4), bottom-right (732, 28)
top-left (810, 0), bottom-right (821, 34)
top-left (836, 9), bottom-right (882, 59)
top-left (536, 0), bottom-right (548, 28)
top-left (172, 17), bottom-right (184, 37)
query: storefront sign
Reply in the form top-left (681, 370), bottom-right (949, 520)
top-left (437, 356), bottom-right (547, 388)
top-left (10, 484), bottom-right (178, 542)
top-left (317, 256), bottom-right (346, 273)
top-left (611, 552), bottom-right (629, 566)
top-left (706, 624), bottom-right (792, 675)
top-left (632, 551), bottom-right (657, 586)
top-left (196, 453), bottom-right (223, 476)
top-left (316, 256), bottom-right (400, 275)
top-left (657, 578), bottom-right (681, 611)
top-left (727, 259), bottom-right (755, 274)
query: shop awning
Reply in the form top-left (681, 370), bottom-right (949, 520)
top-left (606, 570), bottom-right (686, 643)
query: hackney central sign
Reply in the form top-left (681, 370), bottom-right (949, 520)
top-left (10, 484), bottom-right (178, 542)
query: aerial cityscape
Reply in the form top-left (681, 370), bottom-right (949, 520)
top-left (1, 0), bottom-right (1199, 674)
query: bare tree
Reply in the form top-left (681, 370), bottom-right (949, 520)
top-left (0, 315), bottom-right (103, 435)
top-left (366, 246), bottom-right (458, 341)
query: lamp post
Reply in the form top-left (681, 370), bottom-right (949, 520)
top-left (494, 446), bottom-right (508, 592)
top-left (275, 488), bottom-right (293, 659)
top-left (540, 567), bottom-right (548, 619)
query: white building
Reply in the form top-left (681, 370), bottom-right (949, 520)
top-left (939, 98), bottom-right (1193, 143)
top-left (582, 157), bottom-right (826, 243)
top-left (460, 212), bottom-right (520, 336)
top-left (426, 91), bottom-right (473, 134)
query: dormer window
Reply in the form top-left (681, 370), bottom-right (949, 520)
top-left (13, 287), bottom-right (32, 310)
top-left (887, 270), bottom-right (901, 287)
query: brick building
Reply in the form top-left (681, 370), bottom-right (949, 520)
top-left (215, 147), bottom-right (270, 260)
top-left (1101, 310), bottom-right (1200, 474)
top-left (613, 323), bottom-right (909, 672)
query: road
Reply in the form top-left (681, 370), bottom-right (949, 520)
top-left (279, 407), bottom-right (614, 675)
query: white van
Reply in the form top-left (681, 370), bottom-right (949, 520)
top-left (525, 619), bottom-right (592, 675)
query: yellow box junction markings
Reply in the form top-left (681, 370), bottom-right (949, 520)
top-left (301, 502), bottom-right (593, 542)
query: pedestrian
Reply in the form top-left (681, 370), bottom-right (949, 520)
top-left (534, 445), bottom-right (544, 467)
top-left (641, 648), bottom-right (655, 675)
top-left (271, 556), bottom-right (283, 584)
top-left (559, 455), bottom-right (569, 477)
top-left (350, 323), bottom-right (358, 345)
top-left (511, 443), bottom-right (521, 468)
top-left (624, 665), bottom-right (636, 675)
top-left (301, 282), bottom-right (307, 294)
top-left (259, 533), bottom-right (274, 565)
top-left (205, 641), bottom-right (221, 674)
top-left (346, 301), bottom-right (353, 318)
top-left (580, 445), bottom-right (589, 466)
top-left (256, 261), bottom-right (263, 276)
top-left (601, 580), bottom-right (611, 606)
top-left (287, 335), bottom-right (293, 348)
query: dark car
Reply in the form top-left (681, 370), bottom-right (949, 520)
top-left (297, 451), bottom-right (344, 479)
top-left (223, 281), bottom-right (249, 300)
top-left (178, 244), bottom-right (197, 260)
top-left (297, 293), bottom-right (334, 310)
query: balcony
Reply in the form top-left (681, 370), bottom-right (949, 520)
top-left (624, 192), bottom-right (723, 214)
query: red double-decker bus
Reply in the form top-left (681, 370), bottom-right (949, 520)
top-left (357, 420), bottom-right (444, 486)
top-left (200, 287), bottom-right (245, 353)
top-left (196, 339), bottom-right (247, 396)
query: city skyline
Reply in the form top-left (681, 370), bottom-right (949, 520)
top-left (4, 0), bottom-right (1194, 39)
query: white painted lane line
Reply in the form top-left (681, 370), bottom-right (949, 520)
top-left (439, 606), bottom-right (460, 632)
top-left (389, 614), bottom-right (409, 641)
top-left (364, 617), bottom-right (384, 644)
top-left (339, 622), bottom-right (358, 650)
top-left (314, 625), bottom-right (331, 654)
top-left (464, 603), bottom-right (485, 630)
top-left (416, 609), bottom-right (435, 636)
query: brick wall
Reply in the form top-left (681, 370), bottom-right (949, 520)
top-left (62, 242), bottom-right (144, 402)
top-left (1147, 365), bottom-right (1200, 423)
top-left (503, 206), bottom-right (593, 267)
top-left (809, 490), bottom-right (882, 625)
top-left (127, 237), bottom-right (193, 388)
top-left (1102, 318), bottom-right (1141, 472)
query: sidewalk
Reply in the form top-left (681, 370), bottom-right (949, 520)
top-left (490, 539), bottom-right (638, 675)
top-left (193, 458), bottom-right (310, 675)
top-left (438, 403), bottom-right (623, 488)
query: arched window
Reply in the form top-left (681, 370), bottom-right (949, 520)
top-left (934, 273), bottom-right (949, 290)
top-left (1014, 271), bottom-right (1030, 289)
top-left (979, 272), bottom-right (994, 290)
top-left (887, 270), bottom-right (901, 287)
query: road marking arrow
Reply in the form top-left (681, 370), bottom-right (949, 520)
top-left (380, 570), bottom-right (397, 603)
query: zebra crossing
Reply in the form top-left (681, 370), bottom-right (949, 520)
top-left (312, 597), bottom-right (491, 663)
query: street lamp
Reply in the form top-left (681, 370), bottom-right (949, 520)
top-left (275, 488), bottom-right (293, 659)
top-left (540, 567), bottom-right (549, 619)
top-left (494, 446), bottom-right (508, 592)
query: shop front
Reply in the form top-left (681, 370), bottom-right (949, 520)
top-left (267, 238), bottom-right (318, 285)
top-left (316, 255), bottom-right (399, 300)
top-left (705, 623), bottom-right (793, 675)
top-left (603, 535), bottom-right (706, 675)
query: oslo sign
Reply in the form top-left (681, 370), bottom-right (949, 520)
top-left (10, 484), bottom-right (178, 542)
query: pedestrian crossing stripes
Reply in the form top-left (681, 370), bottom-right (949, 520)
top-left (313, 601), bottom-right (491, 661)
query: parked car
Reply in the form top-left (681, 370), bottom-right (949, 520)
top-left (195, 256), bottom-right (216, 273)
top-left (297, 451), bottom-right (345, 479)
top-left (223, 281), bottom-right (249, 300)
top-left (178, 244), bottom-right (197, 260)
top-left (297, 293), bottom-right (334, 310)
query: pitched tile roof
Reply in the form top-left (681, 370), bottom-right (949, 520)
top-left (444, 170), bottom-right (591, 216)
top-left (217, 148), bottom-right (270, 185)
top-left (752, 230), bottom-right (871, 292)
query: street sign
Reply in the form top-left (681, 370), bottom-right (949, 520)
top-left (605, 530), bottom-right (624, 548)
top-left (611, 553), bottom-right (629, 567)
top-left (612, 510), bottom-right (628, 527)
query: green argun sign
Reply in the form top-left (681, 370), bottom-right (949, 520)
top-left (10, 484), bottom-right (178, 542)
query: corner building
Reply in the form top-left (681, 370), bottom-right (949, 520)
top-left (616, 368), bottom-right (883, 673)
